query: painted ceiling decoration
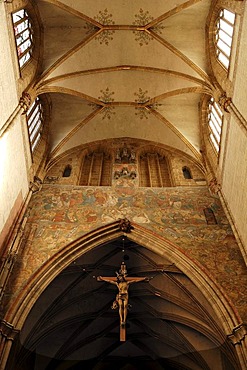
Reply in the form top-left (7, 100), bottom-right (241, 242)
top-left (98, 87), bottom-right (116, 120)
top-left (33, 0), bottom-right (214, 162)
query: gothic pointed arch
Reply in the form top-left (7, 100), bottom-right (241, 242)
top-left (5, 221), bottom-right (246, 369)
top-left (4, 221), bottom-right (241, 331)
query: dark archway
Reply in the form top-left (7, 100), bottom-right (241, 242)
top-left (7, 237), bottom-right (240, 370)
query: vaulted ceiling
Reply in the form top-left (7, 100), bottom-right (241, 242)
top-left (34, 0), bottom-right (214, 163)
top-left (13, 2), bottom-right (233, 369)
top-left (15, 238), bottom-right (238, 370)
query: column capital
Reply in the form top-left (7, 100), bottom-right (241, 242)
top-left (19, 92), bottom-right (32, 115)
top-left (0, 320), bottom-right (19, 341)
top-left (228, 324), bottom-right (247, 346)
top-left (218, 93), bottom-right (232, 113)
top-left (208, 177), bottom-right (221, 194)
top-left (29, 176), bottom-right (43, 193)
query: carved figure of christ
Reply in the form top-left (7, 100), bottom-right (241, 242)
top-left (96, 263), bottom-right (149, 339)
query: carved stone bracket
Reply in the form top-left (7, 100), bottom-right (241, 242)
top-left (115, 146), bottom-right (136, 164)
top-left (44, 176), bottom-right (60, 184)
top-left (29, 176), bottom-right (42, 193)
top-left (208, 177), bottom-right (221, 194)
top-left (218, 93), bottom-right (232, 113)
top-left (19, 92), bottom-right (32, 115)
top-left (118, 218), bottom-right (133, 233)
top-left (0, 320), bottom-right (19, 341)
top-left (114, 167), bottom-right (136, 180)
top-left (228, 324), bottom-right (247, 346)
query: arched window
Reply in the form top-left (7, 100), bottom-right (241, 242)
top-left (204, 208), bottom-right (217, 225)
top-left (26, 97), bottom-right (44, 152)
top-left (12, 9), bottom-right (33, 68)
top-left (208, 98), bottom-right (223, 153)
top-left (182, 167), bottom-right (192, 179)
top-left (63, 165), bottom-right (72, 177)
top-left (215, 9), bottom-right (236, 70)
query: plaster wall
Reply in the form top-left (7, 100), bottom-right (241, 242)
top-left (0, 4), bottom-right (19, 128)
top-left (233, 3), bottom-right (247, 121)
top-left (0, 4), bottom-right (31, 244)
top-left (220, 4), bottom-right (247, 255)
top-left (0, 117), bottom-right (29, 242)
top-left (5, 184), bottom-right (247, 323)
top-left (221, 115), bottom-right (247, 249)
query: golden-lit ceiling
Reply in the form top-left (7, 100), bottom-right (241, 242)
top-left (34, 0), bottom-right (214, 162)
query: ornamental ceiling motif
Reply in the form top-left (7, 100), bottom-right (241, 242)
top-left (34, 0), bottom-right (213, 162)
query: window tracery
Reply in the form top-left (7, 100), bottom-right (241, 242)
top-left (12, 9), bottom-right (33, 68)
top-left (215, 9), bottom-right (236, 70)
top-left (208, 98), bottom-right (223, 153)
top-left (26, 97), bottom-right (44, 152)
top-left (80, 152), bottom-right (112, 186)
top-left (139, 153), bottom-right (171, 187)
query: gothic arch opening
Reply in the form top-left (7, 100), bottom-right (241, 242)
top-left (6, 223), bottom-right (242, 370)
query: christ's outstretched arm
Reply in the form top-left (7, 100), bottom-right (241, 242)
top-left (97, 276), bottom-right (117, 285)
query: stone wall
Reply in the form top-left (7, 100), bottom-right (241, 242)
top-left (44, 139), bottom-right (206, 187)
top-left (0, 0), bottom-right (46, 246)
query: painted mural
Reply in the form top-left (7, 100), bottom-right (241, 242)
top-left (6, 184), bottom-right (247, 322)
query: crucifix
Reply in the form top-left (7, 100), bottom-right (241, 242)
top-left (97, 262), bottom-right (150, 341)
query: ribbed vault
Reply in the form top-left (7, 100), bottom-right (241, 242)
top-left (8, 234), bottom-right (240, 370)
top-left (31, 0), bottom-right (215, 163)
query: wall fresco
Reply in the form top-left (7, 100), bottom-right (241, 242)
top-left (5, 184), bottom-right (247, 322)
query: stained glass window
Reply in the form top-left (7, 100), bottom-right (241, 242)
top-left (12, 9), bottom-right (33, 68)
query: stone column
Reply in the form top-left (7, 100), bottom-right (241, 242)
top-left (0, 320), bottom-right (19, 370)
top-left (0, 177), bottom-right (42, 368)
top-left (228, 324), bottom-right (247, 370)
top-left (218, 93), bottom-right (247, 136)
top-left (208, 178), bottom-right (247, 265)
top-left (0, 92), bottom-right (32, 138)
top-left (0, 176), bottom-right (42, 302)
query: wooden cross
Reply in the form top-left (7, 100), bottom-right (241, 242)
top-left (97, 262), bottom-right (149, 341)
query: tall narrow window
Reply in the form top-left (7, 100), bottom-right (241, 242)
top-left (12, 9), bottom-right (33, 68)
top-left (27, 97), bottom-right (44, 152)
top-left (208, 98), bottom-right (223, 153)
top-left (215, 9), bottom-right (235, 70)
